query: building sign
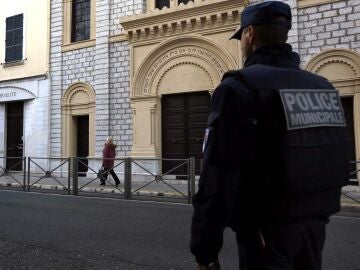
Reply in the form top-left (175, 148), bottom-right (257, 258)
top-left (143, 46), bottom-right (227, 93)
top-left (0, 87), bottom-right (36, 102)
top-left (279, 89), bottom-right (346, 130)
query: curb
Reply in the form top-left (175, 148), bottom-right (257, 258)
top-left (1, 182), bottom-right (186, 198)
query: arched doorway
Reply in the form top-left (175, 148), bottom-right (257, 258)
top-left (61, 83), bottom-right (96, 175)
top-left (305, 49), bottom-right (360, 183)
top-left (130, 36), bottom-right (236, 157)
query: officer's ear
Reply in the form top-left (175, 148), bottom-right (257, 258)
top-left (246, 25), bottom-right (256, 46)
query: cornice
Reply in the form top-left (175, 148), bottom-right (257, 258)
top-left (120, 0), bottom-right (244, 43)
top-left (130, 95), bottom-right (159, 102)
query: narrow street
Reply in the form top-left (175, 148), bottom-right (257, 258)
top-left (0, 190), bottom-right (359, 270)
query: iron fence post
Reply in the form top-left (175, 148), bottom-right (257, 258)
top-left (124, 157), bottom-right (132, 200)
top-left (189, 157), bottom-right (196, 204)
top-left (27, 157), bottom-right (31, 191)
top-left (23, 157), bottom-right (26, 191)
top-left (68, 158), bottom-right (71, 195)
top-left (72, 157), bottom-right (78, 195)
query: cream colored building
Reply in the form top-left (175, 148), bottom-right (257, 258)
top-left (0, 0), bottom-right (50, 170)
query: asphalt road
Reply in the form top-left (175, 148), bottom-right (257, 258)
top-left (0, 190), bottom-right (359, 270)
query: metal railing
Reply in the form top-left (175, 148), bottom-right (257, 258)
top-left (126, 157), bottom-right (196, 203)
top-left (0, 156), bottom-right (198, 203)
top-left (73, 157), bottom-right (125, 196)
top-left (342, 161), bottom-right (360, 204)
top-left (0, 157), bottom-right (359, 205)
top-left (27, 157), bottom-right (71, 194)
top-left (0, 157), bottom-right (26, 190)
top-left (349, 161), bottom-right (360, 182)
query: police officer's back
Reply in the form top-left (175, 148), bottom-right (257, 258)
top-left (190, 2), bottom-right (349, 270)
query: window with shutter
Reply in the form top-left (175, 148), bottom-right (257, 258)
top-left (71, 0), bottom-right (91, 42)
top-left (5, 14), bottom-right (23, 63)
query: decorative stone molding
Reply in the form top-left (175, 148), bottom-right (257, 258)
top-left (298, 0), bottom-right (338, 8)
top-left (304, 49), bottom-right (360, 85)
top-left (61, 82), bottom-right (96, 107)
top-left (132, 36), bottom-right (235, 97)
top-left (61, 39), bottom-right (96, 52)
top-left (121, 0), bottom-right (243, 43)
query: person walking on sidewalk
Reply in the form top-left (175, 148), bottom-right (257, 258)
top-left (100, 137), bottom-right (121, 187)
top-left (190, 1), bottom-right (349, 270)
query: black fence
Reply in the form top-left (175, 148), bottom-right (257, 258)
top-left (0, 156), bottom-right (197, 204)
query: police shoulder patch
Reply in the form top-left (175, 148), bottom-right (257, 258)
top-left (202, 128), bottom-right (210, 153)
top-left (279, 89), bottom-right (347, 130)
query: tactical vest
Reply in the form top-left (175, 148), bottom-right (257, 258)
top-left (225, 64), bottom-right (349, 222)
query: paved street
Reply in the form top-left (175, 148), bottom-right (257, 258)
top-left (0, 190), bottom-right (359, 270)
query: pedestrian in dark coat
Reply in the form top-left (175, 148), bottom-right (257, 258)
top-left (100, 137), bottom-right (121, 186)
top-left (190, 2), bottom-right (349, 270)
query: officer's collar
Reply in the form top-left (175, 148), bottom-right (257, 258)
top-left (244, 43), bottom-right (300, 69)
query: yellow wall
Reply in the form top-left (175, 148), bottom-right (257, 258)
top-left (0, 0), bottom-right (49, 81)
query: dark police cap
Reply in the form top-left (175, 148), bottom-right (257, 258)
top-left (231, 1), bottom-right (292, 40)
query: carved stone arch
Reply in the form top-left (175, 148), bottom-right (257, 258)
top-left (304, 49), bottom-right (360, 87)
top-left (132, 36), bottom-right (236, 97)
top-left (61, 82), bottom-right (96, 158)
top-left (61, 82), bottom-right (96, 107)
top-left (305, 49), bottom-right (360, 180)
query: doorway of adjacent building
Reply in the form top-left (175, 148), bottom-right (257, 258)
top-left (77, 115), bottom-right (89, 176)
top-left (6, 101), bottom-right (24, 171)
top-left (341, 96), bottom-right (356, 182)
top-left (162, 91), bottom-right (210, 175)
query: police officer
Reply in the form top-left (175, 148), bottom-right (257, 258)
top-left (190, 1), bottom-right (349, 270)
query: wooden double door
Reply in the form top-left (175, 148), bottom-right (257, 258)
top-left (162, 91), bottom-right (210, 175)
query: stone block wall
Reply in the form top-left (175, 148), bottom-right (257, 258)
top-left (62, 48), bottom-right (97, 88)
top-left (49, 0), bottom-right (64, 157)
top-left (298, 0), bottom-right (360, 65)
top-left (110, 0), bottom-right (145, 36)
top-left (109, 42), bottom-right (132, 157)
top-left (50, 0), bottom-right (142, 157)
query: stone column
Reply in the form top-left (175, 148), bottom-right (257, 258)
top-left (130, 96), bottom-right (161, 158)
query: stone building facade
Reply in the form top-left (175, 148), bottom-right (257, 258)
top-left (50, 0), bottom-right (359, 181)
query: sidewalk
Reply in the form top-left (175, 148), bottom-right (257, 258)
top-left (0, 172), bottom-right (194, 199)
top-left (341, 185), bottom-right (360, 208)
top-left (0, 173), bottom-right (359, 207)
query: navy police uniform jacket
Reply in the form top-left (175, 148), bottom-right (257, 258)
top-left (190, 43), bottom-right (349, 265)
